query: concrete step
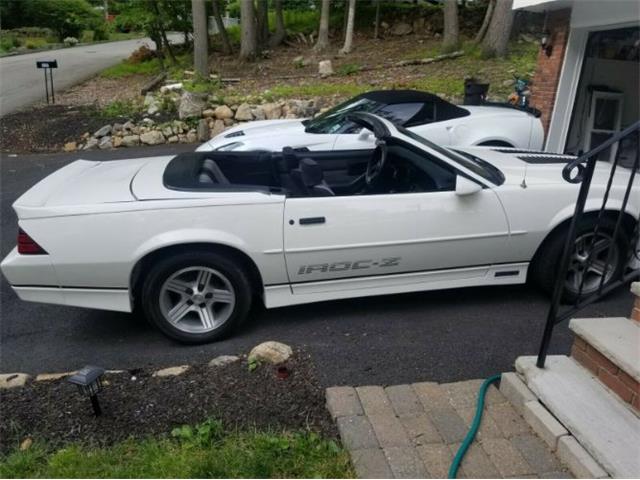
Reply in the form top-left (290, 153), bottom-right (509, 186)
top-left (516, 355), bottom-right (640, 478)
top-left (569, 316), bottom-right (640, 383)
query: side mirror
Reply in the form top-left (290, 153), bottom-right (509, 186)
top-left (358, 129), bottom-right (372, 141)
top-left (455, 176), bottom-right (482, 196)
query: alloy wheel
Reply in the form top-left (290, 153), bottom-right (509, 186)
top-left (159, 266), bottom-right (236, 334)
top-left (565, 231), bottom-right (620, 296)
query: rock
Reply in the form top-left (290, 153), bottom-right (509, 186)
top-left (123, 121), bottom-right (135, 131)
top-left (318, 60), bottom-right (333, 77)
top-left (113, 136), bottom-right (123, 148)
top-left (211, 119), bottom-right (225, 136)
top-left (122, 135), bottom-right (140, 148)
top-left (0, 373), bottom-right (30, 389)
top-left (248, 341), bottom-right (292, 365)
top-left (223, 118), bottom-right (235, 126)
top-left (235, 103), bottom-right (253, 121)
top-left (186, 130), bottom-right (198, 143)
top-left (140, 130), bottom-right (165, 145)
top-left (390, 22), bottom-right (412, 36)
top-left (94, 124), bottom-right (111, 138)
top-left (112, 122), bottom-right (124, 132)
top-left (20, 438), bottom-right (33, 451)
top-left (502, 79), bottom-right (514, 87)
top-left (252, 106), bottom-right (266, 121)
top-left (35, 372), bottom-right (76, 381)
top-left (208, 355), bottom-right (240, 367)
top-left (197, 119), bottom-right (209, 142)
top-left (162, 126), bottom-right (173, 137)
top-left (214, 105), bottom-right (234, 120)
top-left (262, 102), bottom-right (282, 120)
top-left (98, 136), bottom-right (112, 149)
top-left (292, 55), bottom-right (308, 67)
top-left (167, 135), bottom-right (179, 143)
top-left (160, 82), bottom-right (183, 93)
top-left (143, 92), bottom-right (156, 107)
top-left (147, 102), bottom-right (160, 115)
top-left (202, 108), bottom-right (216, 118)
top-left (84, 137), bottom-right (99, 150)
top-left (178, 91), bottom-right (207, 119)
top-left (63, 141), bottom-right (77, 152)
top-left (434, 32), bottom-right (442, 39)
top-left (152, 365), bottom-right (189, 377)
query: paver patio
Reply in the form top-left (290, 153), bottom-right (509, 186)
top-left (327, 379), bottom-right (572, 478)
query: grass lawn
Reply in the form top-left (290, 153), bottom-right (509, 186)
top-left (1, 421), bottom-right (353, 478)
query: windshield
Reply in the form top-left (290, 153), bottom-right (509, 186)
top-left (396, 125), bottom-right (505, 185)
top-left (304, 97), bottom-right (423, 134)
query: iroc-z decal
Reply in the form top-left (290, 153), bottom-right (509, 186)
top-left (297, 257), bottom-right (401, 275)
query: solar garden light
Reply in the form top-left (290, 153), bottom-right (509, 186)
top-left (68, 366), bottom-right (106, 416)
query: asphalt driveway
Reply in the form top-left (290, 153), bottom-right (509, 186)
top-left (0, 35), bottom-right (180, 116)
top-left (0, 147), bottom-right (634, 387)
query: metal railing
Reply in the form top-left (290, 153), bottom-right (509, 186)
top-left (536, 120), bottom-right (640, 368)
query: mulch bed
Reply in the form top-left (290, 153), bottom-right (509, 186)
top-left (0, 351), bottom-right (336, 453)
top-left (0, 105), bottom-right (124, 154)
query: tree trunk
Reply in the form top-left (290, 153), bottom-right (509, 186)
top-left (481, 0), bottom-right (514, 58)
top-left (269, 0), bottom-right (286, 47)
top-left (340, 0), bottom-right (356, 54)
top-left (192, 0), bottom-right (209, 78)
top-left (474, 0), bottom-right (495, 44)
top-left (313, 0), bottom-right (330, 51)
top-left (211, 0), bottom-right (232, 54)
top-left (373, 0), bottom-right (380, 39)
top-left (256, 0), bottom-right (269, 45)
top-left (240, 0), bottom-right (258, 60)
top-left (442, 0), bottom-right (459, 52)
top-left (151, 0), bottom-right (177, 65)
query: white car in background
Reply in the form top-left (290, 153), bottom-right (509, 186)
top-left (196, 90), bottom-right (544, 153)
top-left (3, 113), bottom-right (637, 344)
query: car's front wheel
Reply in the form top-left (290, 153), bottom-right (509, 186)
top-left (531, 218), bottom-right (629, 303)
top-left (141, 251), bottom-right (252, 343)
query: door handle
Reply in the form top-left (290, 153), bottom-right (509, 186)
top-left (299, 216), bottom-right (326, 225)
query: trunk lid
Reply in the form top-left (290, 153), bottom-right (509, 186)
top-left (13, 158), bottom-right (152, 218)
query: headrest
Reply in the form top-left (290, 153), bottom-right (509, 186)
top-left (282, 146), bottom-right (298, 170)
top-left (299, 158), bottom-right (323, 186)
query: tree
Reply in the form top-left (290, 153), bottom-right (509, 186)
top-left (373, 0), bottom-right (381, 40)
top-left (474, 0), bottom-right (495, 44)
top-left (481, 0), bottom-right (514, 58)
top-left (211, 0), bottom-right (232, 54)
top-left (340, 0), bottom-right (356, 54)
top-left (239, 0), bottom-right (258, 60)
top-left (256, 0), bottom-right (269, 45)
top-left (442, 0), bottom-right (459, 52)
top-left (192, 0), bottom-right (208, 77)
top-left (269, 0), bottom-right (286, 47)
top-left (313, 0), bottom-right (331, 52)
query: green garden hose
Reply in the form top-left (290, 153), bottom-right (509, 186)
top-left (448, 374), bottom-right (502, 479)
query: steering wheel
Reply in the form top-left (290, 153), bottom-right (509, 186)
top-left (365, 141), bottom-right (387, 187)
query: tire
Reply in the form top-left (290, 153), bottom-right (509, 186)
top-left (531, 217), bottom-right (629, 303)
top-left (141, 251), bottom-right (253, 344)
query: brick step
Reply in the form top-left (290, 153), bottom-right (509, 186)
top-left (568, 316), bottom-right (639, 411)
top-left (517, 355), bottom-right (640, 478)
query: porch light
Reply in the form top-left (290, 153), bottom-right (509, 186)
top-left (68, 365), bottom-right (106, 416)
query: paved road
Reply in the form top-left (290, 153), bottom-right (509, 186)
top-left (0, 36), bottom-right (177, 116)
top-left (0, 148), bottom-right (634, 386)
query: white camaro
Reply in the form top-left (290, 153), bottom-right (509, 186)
top-left (196, 90), bottom-right (545, 153)
top-left (2, 113), bottom-right (637, 343)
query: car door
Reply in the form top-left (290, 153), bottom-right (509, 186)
top-left (283, 141), bottom-right (510, 295)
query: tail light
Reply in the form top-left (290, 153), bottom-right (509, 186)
top-left (18, 228), bottom-right (47, 255)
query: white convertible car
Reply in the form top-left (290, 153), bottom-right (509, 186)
top-left (2, 114), bottom-right (637, 343)
top-left (196, 90), bottom-right (545, 153)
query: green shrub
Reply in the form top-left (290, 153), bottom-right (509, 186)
top-left (99, 99), bottom-right (140, 118)
top-left (100, 58), bottom-right (162, 78)
top-left (337, 63), bottom-right (361, 76)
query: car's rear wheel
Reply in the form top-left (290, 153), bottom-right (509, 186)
top-left (531, 218), bottom-right (628, 303)
top-left (141, 251), bottom-right (252, 343)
